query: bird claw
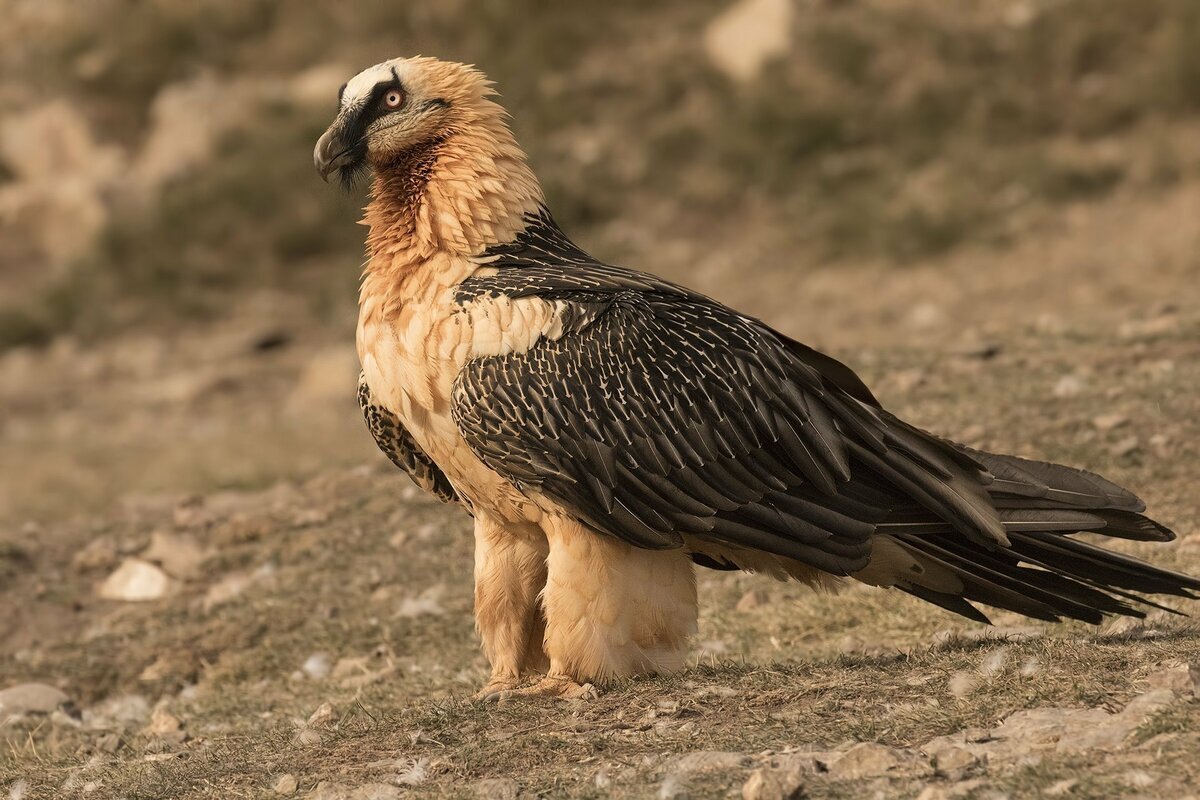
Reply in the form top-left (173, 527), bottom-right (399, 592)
top-left (472, 677), bottom-right (524, 703)
top-left (492, 675), bottom-right (597, 701)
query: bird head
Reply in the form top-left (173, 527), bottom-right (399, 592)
top-left (313, 56), bottom-right (491, 188)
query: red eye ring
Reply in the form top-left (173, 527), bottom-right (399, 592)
top-left (382, 89), bottom-right (405, 110)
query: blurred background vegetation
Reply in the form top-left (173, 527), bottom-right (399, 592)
top-left (3, 0), bottom-right (1200, 349)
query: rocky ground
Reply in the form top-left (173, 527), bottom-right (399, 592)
top-left (3, 1), bottom-right (1200, 798)
top-left (2, 183), bottom-right (1199, 797)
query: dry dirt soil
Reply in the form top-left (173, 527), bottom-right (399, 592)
top-left (3, 2), bottom-right (1200, 798)
top-left (2, 178), bottom-right (1200, 800)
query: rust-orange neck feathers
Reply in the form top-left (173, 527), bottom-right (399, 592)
top-left (362, 101), bottom-right (544, 281)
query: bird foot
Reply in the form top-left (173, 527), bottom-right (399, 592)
top-left (472, 676), bottom-right (525, 703)
top-left (490, 675), bottom-right (597, 702)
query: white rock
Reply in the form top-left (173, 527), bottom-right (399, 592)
top-left (1052, 375), bottom-right (1086, 398)
top-left (302, 653), bottom-right (333, 681)
top-left (84, 694), bottom-right (151, 730)
top-left (658, 774), bottom-right (689, 800)
top-left (741, 769), bottom-right (785, 800)
top-left (307, 702), bottom-right (335, 727)
top-left (1146, 661), bottom-right (1198, 697)
top-left (203, 565), bottom-right (273, 610)
top-left (703, 0), bottom-right (792, 82)
top-left (823, 742), bottom-right (916, 779)
top-left (274, 773), bottom-right (298, 795)
top-left (98, 559), bottom-right (174, 601)
top-left (0, 683), bottom-right (69, 718)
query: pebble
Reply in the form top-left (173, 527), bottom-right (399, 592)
top-left (142, 531), bottom-right (206, 580)
top-left (824, 742), bottom-right (911, 779)
top-left (1146, 662), bottom-right (1199, 698)
top-left (1052, 375), bottom-right (1085, 398)
top-left (932, 746), bottom-right (981, 779)
top-left (294, 728), bottom-right (321, 746)
top-left (98, 558), bottom-right (174, 601)
top-left (741, 769), bottom-right (786, 800)
top-left (71, 536), bottom-right (118, 572)
top-left (0, 683), bottom-right (70, 717)
top-left (307, 702), bottom-right (335, 727)
top-left (273, 773), bottom-right (298, 795)
top-left (302, 653), bottom-right (333, 681)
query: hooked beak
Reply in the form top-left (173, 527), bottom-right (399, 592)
top-left (313, 124), bottom-right (361, 182)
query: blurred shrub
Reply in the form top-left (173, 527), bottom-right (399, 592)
top-left (4, 0), bottom-right (1200, 347)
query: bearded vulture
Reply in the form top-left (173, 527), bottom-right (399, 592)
top-left (313, 56), bottom-right (1199, 700)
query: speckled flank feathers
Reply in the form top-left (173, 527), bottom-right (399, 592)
top-left (320, 56), bottom-right (1200, 697)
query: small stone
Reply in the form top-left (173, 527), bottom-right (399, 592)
top-left (0, 683), bottom-right (70, 718)
top-left (273, 773), bottom-right (298, 795)
top-left (302, 653), bottom-right (333, 681)
top-left (1052, 375), bottom-right (1085, 398)
top-left (72, 536), bottom-right (118, 572)
top-left (825, 742), bottom-right (906, 779)
top-left (703, 0), bottom-right (793, 81)
top-left (98, 558), bottom-right (174, 601)
top-left (142, 531), bottom-right (206, 580)
top-left (742, 769), bottom-right (785, 800)
top-left (84, 694), bottom-right (150, 729)
top-left (1092, 413), bottom-right (1129, 431)
top-left (736, 588), bottom-right (769, 612)
top-left (203, 571), bottom-right (254, 610)
top-left (307, 702), bottom-right (335, 727)
top-left (145, 705), bottom-right (185, 743)
top-left (473, 777), bottom-right (519, 800)
top-left (294, 728), bottom-right (321, 746)
top-left (932, 746), bottom-right (981, 779)
top-left (1146, 662), bottom-right (1197, 697)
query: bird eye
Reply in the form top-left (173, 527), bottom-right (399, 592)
top-left (382, 88), bottom-right (405, 110)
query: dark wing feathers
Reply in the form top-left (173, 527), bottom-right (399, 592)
top-left (358, 373), bottom-right (460, 505)
top-left (449, 210), bottom-right (1199, 623)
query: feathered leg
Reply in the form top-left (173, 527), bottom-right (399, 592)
top-left (503, 514), bottom-right (697, 698)
top-left (472, 513), bottom-right (549, 700)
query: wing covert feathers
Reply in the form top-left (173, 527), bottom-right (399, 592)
top-left (450, 209), bottom-right (1198, 624)
top-left (359, 373), bottom-right (460, 505)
